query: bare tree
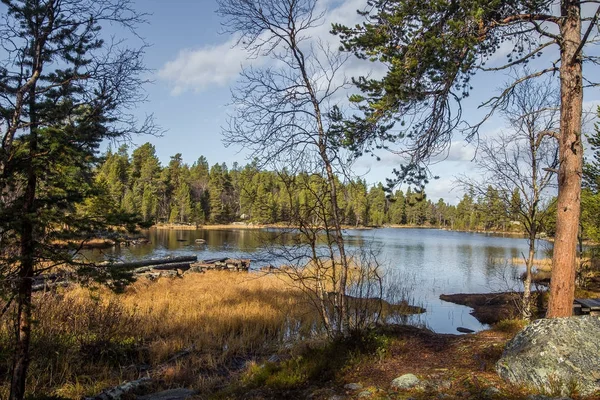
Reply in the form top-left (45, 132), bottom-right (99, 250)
top-left (458, 78), bottom-right (559, 320)
top-left (216, 0), bottom-right (356, 335)
top-left (333, 0), bottom-right (600, 318)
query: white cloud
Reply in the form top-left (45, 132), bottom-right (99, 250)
top-left (430, 140), bottom-right (477, 163)
top-left (425, 178), bottom-right (462, 205)
top-left (158, 0), bottom-right (376, 96)
top-left (158, 37), bottom-right (254, 95)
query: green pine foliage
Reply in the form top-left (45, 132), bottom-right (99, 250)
top-left (93, 142), bottom-right (549, 232)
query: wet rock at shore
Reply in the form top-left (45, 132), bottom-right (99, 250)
top-left (496, 316), bottom-right (600, 396)
top-left (440, 292), bottom-right (521, 324)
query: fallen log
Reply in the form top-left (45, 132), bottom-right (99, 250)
top-left (32, 281), bottom-right (70, 292)
top-left (191, 258), bottom-right (251, 272)
top-left (85, 377), bottom-right (152, 400)
top-left (86, 348), bottom-right (194, 400)
top-left (151, 262), bottom-right (192, 272)
top-left (139, 271), bottom-right (179, 280)
top-left (107, 256), bottom-right (197, 270)
top-left (201, 257), bottom-right (228, 264)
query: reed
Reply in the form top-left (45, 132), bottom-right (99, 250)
top-left (0, 272), bottom-right (320, 398)
top-left (0, 266), bottom-right (419, 398)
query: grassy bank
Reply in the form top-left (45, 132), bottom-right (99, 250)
top-left (0, 272), bottom-right (319, 398)
top-left (3, 265), bottom-right (599, 399)
top-left (0, 270), bottom-right (417, 399)
top-left (216, 321), bottom-right (589, 400)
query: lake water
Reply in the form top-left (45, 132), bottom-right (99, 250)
top-left (84, 227), bottom-right (547, 334)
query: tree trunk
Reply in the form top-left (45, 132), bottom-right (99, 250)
top-left (523, 233), bottom-right (535, 321)
top-left (10, 142), bottom-right (37, 400)
top-left (547, 0), bottom-right (583, 318)
top-left (10, 68), bottom-right (40, 400)
top-left (288, 33), bottom-right (350, 335)
top-left (9, 259), bottom-right (33, 400)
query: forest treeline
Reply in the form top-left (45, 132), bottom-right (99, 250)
top-left (92, 142), bottom-right (542, 232)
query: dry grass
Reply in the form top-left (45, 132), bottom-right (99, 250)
top-left (501, 257), bottom-right (554, 271)
top-left (0, 266), bottom-right (422, 399)
top-left (0, 272), bottom-right (323, 399)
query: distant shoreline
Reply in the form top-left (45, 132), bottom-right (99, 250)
top-left (152, 223), bottom-right (375, 231)
top-left (151, 223), bottom-right (531, 236)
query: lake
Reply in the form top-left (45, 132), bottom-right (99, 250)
top-left (83, 227), bottom-right (546, 334)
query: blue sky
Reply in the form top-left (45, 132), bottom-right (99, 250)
top-left (118, 0), bottom-right (600, 204)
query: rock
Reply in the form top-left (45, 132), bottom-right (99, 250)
top-left (357, 391), bottom-right (372, 398)
top-left (308, 388), bottom-right (335, 399)
top-left (391, 373), bottom-right (420, 390)
top-left (267, 354), bottom-right (281, 363)
top-left (138, 388), bottom-right (196, 400)
top-left (426, 380), bottom-right (452, 391)
top-left (482, 387), bottom-right (501, 398)
top-left (343, 383), bottom-right (362, 391)
top-left (496, 316), bottom-right (600, 396)
top-left (456, 326), bottom-right (475, 334)
top-left (328, 396), bottom-right (345, 400)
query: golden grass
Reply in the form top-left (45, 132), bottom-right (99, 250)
top-left (505, 257), bottom-right (554, 271)
top-left (0, 267), bottom-right (420, 398)
top-left (118, 272), bottom-right (318, 361)
top-left (503, 257), bottom-right (594, 272)
top-left (0, 272), bottom-right (321, 398)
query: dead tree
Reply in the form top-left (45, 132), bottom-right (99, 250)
top-left (458, 78), bottom-right (559, 320)
top-left (217, 0), bottom-right (355, 335)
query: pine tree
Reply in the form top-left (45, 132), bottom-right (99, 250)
top-left (0, 2), bottom-right (151, 397)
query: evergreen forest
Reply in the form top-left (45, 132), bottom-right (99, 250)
top-left (95, 142), bottom-right (556, 234)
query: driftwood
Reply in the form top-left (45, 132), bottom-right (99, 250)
top-left (108, 256), bottom-right (197, 270)
top-left (151, 262), bottom-right (192, 272)
top-left (202, 257), bottom-right (228, 264)
top-left (85, 377), bottom-right (152, 400)
top-left (31, 256), bottom-right (252, 292)
top-left (31, 257), bottom-right (199, 292)
top-left (31, 281), bottom-right (70, 292)
top-left (86, 347), bottom-right (194, 400)
top-left (193, 258), bottom-right (251, 272)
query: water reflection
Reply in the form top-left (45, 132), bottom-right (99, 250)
top-left (82, 227), bottom-right (547, 334)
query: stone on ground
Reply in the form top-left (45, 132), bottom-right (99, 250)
top-left (391, 373), bottom-right (420, 390)
top-left (343, 383), bottom-right (362, 390)
top-left (496, 316), bottom-right (600, 396)
top-left (138, 388), bottom-right (196, 400)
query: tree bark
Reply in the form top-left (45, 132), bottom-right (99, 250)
top-left (288, 31), bottom-right (350, 335)
top-left (547, 0), bottom-right (583, 318)
top-left (523, 231), bottom-right (535, 321)
top-left (9, 261), bottom-right (33, 400)
top-left (10, 84), bottom-right (39, 400)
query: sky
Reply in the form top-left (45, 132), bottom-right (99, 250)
top-left (110, 0), bottom-right (600, 204)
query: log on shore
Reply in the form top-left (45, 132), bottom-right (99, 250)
top-left (85, 377), bottom-right (152, 400)
top-left (32, 281), bottom-right (70, 292)
top-left (107, 256), bottom-right (197, 270)
top-left (192, 258), bottom-right (251, 271)
top-left (202, 257), bottom-right (228, 264)
top-left (151, 262), bottom-right (192, 272)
